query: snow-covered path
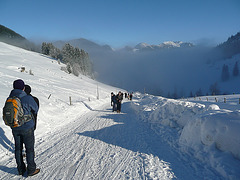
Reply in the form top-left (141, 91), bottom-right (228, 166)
top-left (1, 100), bottom-right (222, 179)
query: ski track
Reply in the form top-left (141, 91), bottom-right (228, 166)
top-left (0, 100), bottom-right (224, 180)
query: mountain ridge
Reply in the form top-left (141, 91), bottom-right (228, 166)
top-left (1, 24), bottom-right (239, 56)
top-left (0, 24), bottom-right (39, 51)
top-left (133, 41), bottom-right (194, 52)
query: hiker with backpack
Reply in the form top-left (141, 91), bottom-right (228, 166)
top-left (24, 85), bottom-right (39, 130)
top-left (3, 79), bottom-right (40, 177)
top-left (116, 91), bottom-right (123, 113)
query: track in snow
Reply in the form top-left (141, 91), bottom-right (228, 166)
top-left (0, 100), bottom-right (221, 179)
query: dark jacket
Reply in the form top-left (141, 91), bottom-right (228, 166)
top-left (111, 95), bottom-right (116, 103)
top-left (30, 95), bottom-right (39, 130)
top-left (116, 93), bottom-right (123, 102)
top-left (9, 89), bottom-right (39, 130)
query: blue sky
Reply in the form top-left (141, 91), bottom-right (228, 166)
top-left (0, 0), bottom-right (240, 48)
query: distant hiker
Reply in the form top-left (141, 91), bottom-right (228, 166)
top-left (116, 91), bottom-right (123, 113)
top-left (112, 94), bottom-right (117, 112)
top-left (24, 85), bottom-right (39, 130)
top-left (3, 79), bottom-right (40, 176)
top-left (111, 92), bottom-right (114, 106)
top-left (130, 93), bottom-right (133, 101)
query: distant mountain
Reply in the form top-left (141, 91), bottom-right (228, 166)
top-left (0, 24), bottom-right (39, 52)
top-left (0, 24), bottom-right (26, 41)
top-left (127, 41), bottom-right (194, 52)
top-left (217, 32), bottom-right (240, 58)
top-left (53, 39), bottom-right (194, 55)
top-left (53, 38), bottom-right (113, 53)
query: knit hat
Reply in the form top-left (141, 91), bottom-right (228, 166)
top-left (24, 85), bottom-right (31, 95)
top-left (13, 79), bottom-right (25, 90)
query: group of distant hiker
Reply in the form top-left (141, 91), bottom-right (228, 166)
top-left (111, 91), bottom-right (133, 113)
top-left (2, 79), bottom-right (40, 177)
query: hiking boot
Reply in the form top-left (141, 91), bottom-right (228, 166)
top-left (18, 165), bottom-right (26, 176)
top-left (18, 169), bottom-right (26, 176)
top-left (28, 168), bottom-right (40, 176)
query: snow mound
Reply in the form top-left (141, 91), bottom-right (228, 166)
top-left (132, 93), bottom-right (240, 179)
top-left (207, 104), bottom-right (220, 110)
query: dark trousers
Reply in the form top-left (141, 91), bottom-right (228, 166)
top-left (117, 102), bottom-right (121, 112)
top-left (112, 102), bottom-right (117, 111)
top-left (12, 128), bottom-right (36, 175)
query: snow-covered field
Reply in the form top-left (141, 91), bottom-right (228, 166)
top-left (0, 42), bottom-right (239, 179)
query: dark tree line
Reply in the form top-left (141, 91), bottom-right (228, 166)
top-left (42, 42), bottom-right (93, 78)
top-left (217, 32), bottom-right (240, 59)
top-left (221, 61), bottom-right (239, 82)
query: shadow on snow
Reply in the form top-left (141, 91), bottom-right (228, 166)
top-left (77, 101), bottom-right (220, 179)
top-left (0, 127), bottom-right (14, 153)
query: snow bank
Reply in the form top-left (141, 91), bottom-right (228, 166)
top-left (132, 93), bottom-right (205, 129)
top-left (200, 111), bottom-right (240, 159)
top-left (132, 93), bottom-right (240, 179)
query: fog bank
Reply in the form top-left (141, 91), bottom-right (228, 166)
top-left (91, 47), bottom-right (223, 98)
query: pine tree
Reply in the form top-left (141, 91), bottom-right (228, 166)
top-left (221, 64), bottom-right (230, 81)
top-left (66, 63), bottom-right (72, 74)
top-left (196, 88), bottom-right (203, 96)
top-left (62, 43), bottom-right (74, 63)
top-left (42, 42), bottom-right (49, 55)
top-left (210, 82), bottom-right (220, 95)
top-left (233, 61), bottom-right (239, 77)
top-left (190, 91), bottom-right (193, 97)
top-left (41, 42), bottom-right (61, 59)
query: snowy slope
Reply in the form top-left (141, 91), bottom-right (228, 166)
top-left (0, 42), bottom-right (239, 179)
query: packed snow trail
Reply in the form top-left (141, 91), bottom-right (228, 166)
top-left (1, 100), bottom-right (222, 179)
